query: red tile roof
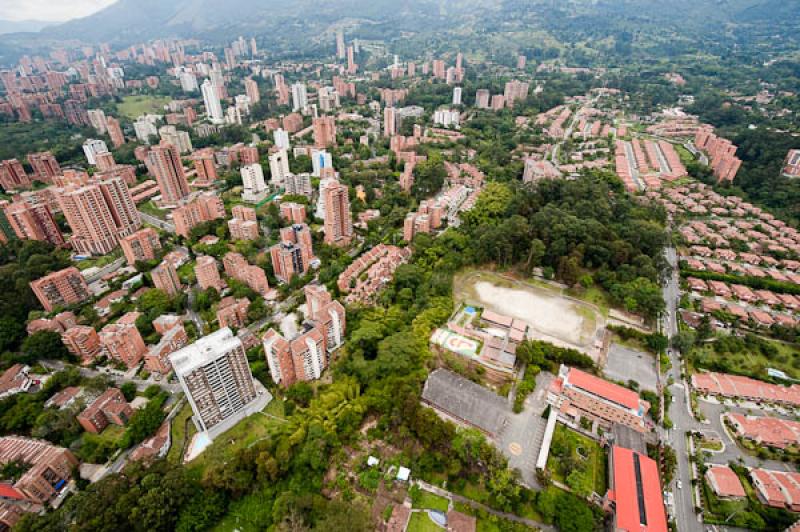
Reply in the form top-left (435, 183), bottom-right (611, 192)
top-left (705, 466), bottom-right (746, 498)
top-left (0, 483), bottom-right (25, 500)
top-left (611, 446), bottom-right (667, 532)
top-left (567, 368), bottom-right (641, 411)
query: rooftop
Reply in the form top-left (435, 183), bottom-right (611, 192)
top-left (566, 367), bottom-right (641, 411)
top-left (705, 466), bottom-right (746, 498)
top-left (610, 446), bottom-right (667, 532)
top-left (169, 327), bottom-right (241, 375)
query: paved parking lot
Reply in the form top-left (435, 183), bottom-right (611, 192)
top-left (603, 343), bottom-right (658, 391)
top-left (498, 372), bottom-right (554, 488)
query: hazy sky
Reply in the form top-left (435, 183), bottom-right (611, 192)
top-left (0, 0), bottom-right (116, 22)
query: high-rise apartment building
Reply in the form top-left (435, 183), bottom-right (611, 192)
top-left (172, 192), bottom-right (225, 238)
top-left (313, 116), bottom-right (336, 148)
top-left (151, 260), bottom-right (181, 296)
top-left (291, 83), bottom-right (308, 112)
top-left (106, 116), bottom-right (125, 148)
top-left (146, 142), bottom-right (190, 204)
top-left (311, 149), bottom-right (332, 177)
top-left (133, 115), bottom-right (159, 143)
top-left (240, 163), bottom-right (267, 202)
top-left (346, 46), bottom-right (356, 74)
top-left (201, 78), bottom-right (224, 124)
top-left (503, 80), bottom-right (529, 108)
top-left (87, 109), bottom-right (108, 134)
top-left (228, 205), bottom-right (259, 241)
top-left (61, 325), bottom-right (102, 364)
top-left (273, 128), bottom-right (290, 150)
top-left (4, 201), bottom-right (64, 246)
top-left (336, 31), bottom-right (346, 59)
top-left (99, 313), bottom-right (147, 368)
top-left (268, 149), bottom-right (291, 186)
top-left (452, 87), bottom-right (462, 106)
top-left (179, 69), bottom-right (198, 93)
top-left (57, 175), bottom-right (141, 255)
top-left (170, 328), bottom-right (267, 439)
top-left (192, 148), bottom-right (218, 186)
top-left (195, 255), bottom-right (224, 292)
top-left (223, 252), bottom-right (270, 296)
top-left (383, 106), bottom-right (397, 137)
top-left (280, 202), bottom-right (306, 224)
top-left (270, 223), bottom-right (314, 282)
top-left (216, 296), bottom-right (250, 329)
top-left (30, 267), bottom-right (90, 312)
top-left (120, 228), bottom-right (161, 266)
top-left (27, 152), bottom-right (61, 183)
top-left (262, 285), bottom-right (344, 387)
top-left (244, 78), bottom-right (260, 104)
top-left (432, 59), bottom-right (446, 79)
top-left (475, 89), bottom-right (490, 109)
top-left (158, 125), bottom-right (193, 154)
top-left (285, 173), bottom-right (312, 197)
top-left (82, 139), bottom-right (108, 165)
top-left (0, 159), bottom-right (30, 190)
top-left (323, 181), bottom-right (353, 246)
top-left (94, 151), bottom-right (116, 172)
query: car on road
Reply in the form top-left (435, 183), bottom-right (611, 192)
top-left (677, 480), bottom-right (682, 489)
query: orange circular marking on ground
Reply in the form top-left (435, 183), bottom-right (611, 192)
top-left (508, 442), bottom-right (523, 456)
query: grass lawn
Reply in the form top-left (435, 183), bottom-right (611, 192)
top-left (546, 424), bottom-right (608, 496)
top-left (117, 95), bottom-right (171, 119)
top-left (187, 399), bottom-right (286, 474)
top-left (138, 200), bottom-right (169, 221)
top-left (565, 285), bottom-right (611, 317)
top-left (691, 339), bottom-right (800, 380)
top-left (167, 401), bottom-right (194, 464)
top-left (74, 252), bottom-right (121, 270)
top-left (412, 490), bottom-right (449, 512)
top-left (407, 512), bottom-right (442, 532)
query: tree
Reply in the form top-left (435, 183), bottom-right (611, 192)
top-left (21, 331), bottom-right (71, 363)
top-left (120, 382), bottom-right (137, 402)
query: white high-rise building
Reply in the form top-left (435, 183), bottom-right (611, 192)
top-left (453, 87), bottom-right (463, 106)
top-left (315, 176), bottom-right (337, 219)
top-left (82, 139), bottom-right (108, 165)
top-left (273, 128), bottom-right (290, 150)
top-left (158, 125), bottom-right (193, 154)
top-left (434, 109), bottom-right (460, 129)
top-left (87, 109), bottom-right (108, 134)
top-left (179, 70), bottom-right (198, 92)
top-left (268, 149), bottom-right (291, 186)
top-left (291, 83), bottom-right (308, 113)
top-left (170, 328), bottom-right (271, 441)
top-left (311, 149), bottom-right (332, 177)
top-left (133, 114), bottom-right (160, 143)
top-left (202, 79), bottom-right (224, 124)
top-left (234, 95), bottom-right (251, 116)
top-left (241, 163), bottom-right (267, 202)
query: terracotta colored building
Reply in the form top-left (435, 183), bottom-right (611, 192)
top-left (30, 267), bottom-right (90, 312)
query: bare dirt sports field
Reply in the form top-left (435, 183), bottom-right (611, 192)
top-left (453, 270), bottom-right (606, 361)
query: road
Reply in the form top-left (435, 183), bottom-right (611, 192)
top-left (138, 210), bottom-right (175, 233)
top-left (82, 257), bottom-right (126, 283)
top-left (662, 244), bottom-right (704, 532)
top-left (549, 94), bottom-right (600, 163)
top-left (42, 360), bottom-right (182, 394)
